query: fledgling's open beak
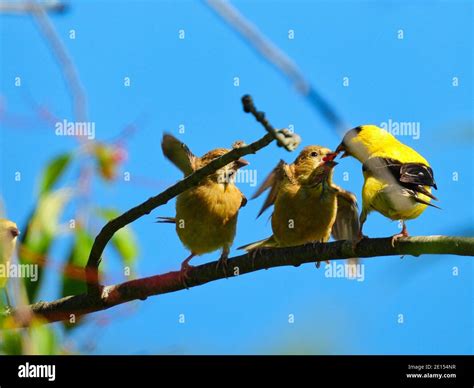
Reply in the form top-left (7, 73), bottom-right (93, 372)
top-left (323, 152), bottom-right (338, 168)
top-left (335, 142), bottom-right (350, 158)
top-left (323, 152), bottom-right (338, 162)
top-left (235, 158), bottom-right (249, 169)
top-left (323, 160), bottom-right (338, 168)
top-left (10, 227), bottom-right (20, 238)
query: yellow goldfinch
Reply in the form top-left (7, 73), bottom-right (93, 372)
top-left (159, 134), bottom-right (248, 282)
top-left (239, 146), bottom-right (359, 267)
top-left (0, 218), bottom-right (20, 305)
top-left (336, 125), bottom-right (439, 243)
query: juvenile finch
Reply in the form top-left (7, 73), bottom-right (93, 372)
top-left (0, 218), bottom-right (20, 305)
top-left (335, 125), bottom-right (439, 243)
top-left (239, 146), bottom-right (359, 267)
top-left (159, 134), bottom-right (248, 282)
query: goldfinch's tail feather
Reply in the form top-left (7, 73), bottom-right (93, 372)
top-left (414, 185), bottom-right (438, 201)
top-left (414, 197), bottom-right (441, 209)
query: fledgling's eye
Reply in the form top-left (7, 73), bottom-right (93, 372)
top-left (310, 151), bottom-right (318, 157)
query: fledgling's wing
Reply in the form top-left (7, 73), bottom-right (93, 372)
top-left (331, 186), bottom-right (360, 266)
top-left (331, 186), bottom-right (360, 242)
top-left (161, 133), bottom-right (198, 176)
top-left (252, 160), bottom-right (294, 218)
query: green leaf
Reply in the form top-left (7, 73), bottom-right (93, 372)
top-left (29, 324), bottom-right (58, 355)
top-left (0, 330), bottom-right (23, 355)
top-left (39, 153), bottom-right (72, 196)
top-left (19, 188), bottom-right (73, 302)
top-left (96, 208), bottom-right (138, 266)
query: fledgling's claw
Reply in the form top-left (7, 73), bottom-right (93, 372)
top-left (352, 233), bottom-right (368, 251)
top-left (216, 248), bottom-right (231, 278)
top-left (315, 260), bottom-right (330, 269)
top-left (180, 254), bottom-right (195, 289)
top-left (248, 247), bottom-right (263, 268)
top-left (216, 255), bottom-right (229, 278)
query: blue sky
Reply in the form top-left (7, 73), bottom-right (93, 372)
top-left (0, 0), bottom-right (473, 354)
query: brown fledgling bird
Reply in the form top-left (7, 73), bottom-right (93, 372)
top-left (239, 145), bottom-right (359, 267)
top-left (159, 134), bottom-right (248, 282)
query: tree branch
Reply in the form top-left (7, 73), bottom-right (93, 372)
top-left (8, 236), bottom-right (474, 327)
top-left (85, 95), bottom-right (301, 294)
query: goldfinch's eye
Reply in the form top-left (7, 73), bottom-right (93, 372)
top-left (310, 151), bottom-right (318, 157)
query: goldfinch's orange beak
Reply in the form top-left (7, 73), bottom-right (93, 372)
top-left (335, 142), bottom-right (350, 158)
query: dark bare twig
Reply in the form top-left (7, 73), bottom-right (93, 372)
top-left (242, 95), bottom-right (301, 151)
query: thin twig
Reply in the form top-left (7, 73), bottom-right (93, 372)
top-left (0, 1), bottom-right (67, 14)
top-left (242, 95), bottom-right (301, 151)
top-left (30, 1), bottom-right (87, 121)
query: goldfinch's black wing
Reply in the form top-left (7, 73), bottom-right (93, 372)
top-left (363, 157), bottom-right (439, 204)
top-left (331, 186), bottom-right (360, 241)
top-left (252, 160), bottom-right (294, 218)
top-left (399, 163), bottom-right (437, 189)
top-left (161, 133), bottom-right (197, 176)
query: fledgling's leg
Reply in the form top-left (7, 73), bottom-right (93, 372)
top-left (180, 253), bottom-right (195, 289)
top-left (391, 220), bottom-right (409, 247)
top-left (314, 239), bottom-right (330, 269)
top-left (216, 246), bottom-right (230, 277)
top-left (357, 210), bottom-right (369, 241)
top-left (249, 246), bottom-right (265, 269)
